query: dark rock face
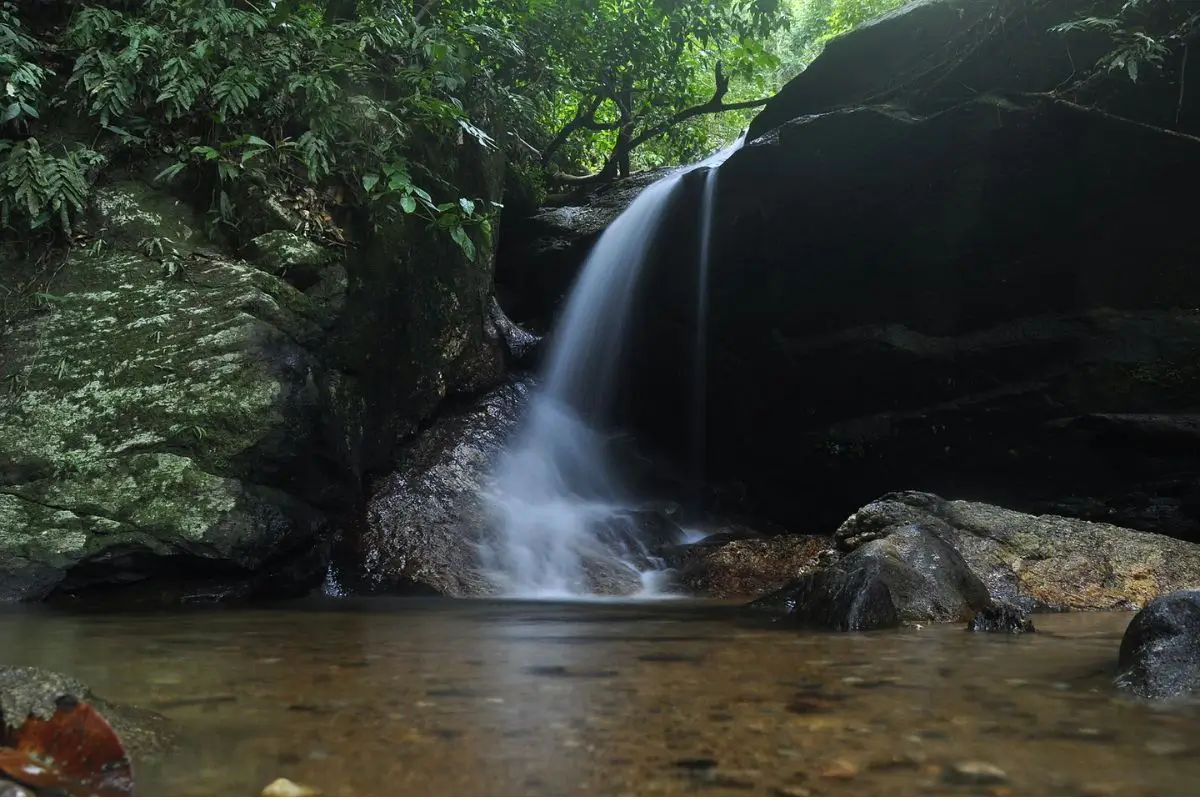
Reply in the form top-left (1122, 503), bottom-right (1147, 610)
top-left (605, 0), bottom-right (1200, 537)
top-left (750, 525), bottom-right (990, 631)
top-left (836, 491), bottom-right (1200, 612)
top-left (968, 603), bottom-right (1036, 634)
top-left (495, 168), bottom-right (674, 330)
top-left (331, 377), bottom-right (534, 596)
top-left (1116, 590), bottom-right (1200, 699)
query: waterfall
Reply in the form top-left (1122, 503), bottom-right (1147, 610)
top-left (481, 141), bottom-right (742, 599)
top-left (690, 138), bottom-right (742, 504)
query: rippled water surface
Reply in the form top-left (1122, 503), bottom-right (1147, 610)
top-left (2, 599), bottom-right (1199, 796)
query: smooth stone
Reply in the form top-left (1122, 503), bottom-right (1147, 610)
top-left (943, 761), bottom-right (1008, 786)
top-left (262, 777), bottom-right (321, 797)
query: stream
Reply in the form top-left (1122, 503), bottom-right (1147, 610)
top-left (2, 600), bottom-right (1199, 795)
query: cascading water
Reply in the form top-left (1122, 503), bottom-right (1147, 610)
top-left (481, 140), bottom-right (743, 599)
top-left (690, 137), bottom-right (742, 504)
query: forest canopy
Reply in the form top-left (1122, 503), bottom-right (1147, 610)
top-left (0, 0), bottom-right (1174, 249)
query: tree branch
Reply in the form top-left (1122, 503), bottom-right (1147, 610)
top-left (541, 95), bottom-right (618, 166)
top-left (622, 62), bottom-right (770, 157)
top-left (544, 62), bottom-right (775, 186)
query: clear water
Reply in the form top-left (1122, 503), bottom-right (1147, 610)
top-left (5, 601), bottom-right (1200, 796)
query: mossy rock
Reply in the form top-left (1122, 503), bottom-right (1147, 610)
top-left (0, 232), bottom-right (327, 599)
top-left (249, 231), bottom-right (338, 289)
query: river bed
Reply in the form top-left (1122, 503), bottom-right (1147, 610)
top-left (0, 599), bottom-right (1197, 796)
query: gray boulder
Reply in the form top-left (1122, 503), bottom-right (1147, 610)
top-left (839, 491), bottom-right (1200, 612)
top-left (751, 525), bottom-right (990, 631)
top-left (1116, 590), bottom-right (1200, 699)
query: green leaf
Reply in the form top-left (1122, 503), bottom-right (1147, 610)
top-left (1127, 57), bottom-right (1138, 82)
top-left (451, 225), bottom-right (475, 260)
top-left (0, 103), bottom-right (21, 124)
top-left (400, 195), bottom-right (417, 213)
top-left (362, 174), bottom-right (379, 192)
top-left (153, 161), bottom-right (188, 184)
top-left (458, 198), bottom-right (476, 216)
top-left (247, 135), bottom-right (271, 147)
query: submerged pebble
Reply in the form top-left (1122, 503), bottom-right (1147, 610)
top-left (262, 777), bottom-right (321, 796)
top-left (943, 761), bottom-right (1008, 786)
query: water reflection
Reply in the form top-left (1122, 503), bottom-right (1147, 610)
top-left (0, 601), bottom-right (1197, 795)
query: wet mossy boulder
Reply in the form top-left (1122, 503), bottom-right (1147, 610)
top-left (247, 231), bottom-right (338, 290)
top-left (0, 244), bottom-right (329, 601)
top-left (839, 492), bottom-right (1200, 612)
top-left (674, 532), bottom-right (832, 599)
top-left (0, 141), bottom-right (514, 602)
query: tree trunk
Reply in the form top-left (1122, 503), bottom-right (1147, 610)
top-left (615, 76), bottom-right (634, 178)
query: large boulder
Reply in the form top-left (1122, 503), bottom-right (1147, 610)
top-left (0, 135), bottom-right (512, 602)
top-left (334, 375), bottom-right (691, 598)
top-left (1115, 589), bottom-right (1200, 699)
top-left (604, 0), bottom-right (1200, 536)
top-left (329, 377), bottom-right (533, 596)
top-left (750, 524), bottom-right (991, 631)
top-left (836, 491), bottom-right (1200, 611)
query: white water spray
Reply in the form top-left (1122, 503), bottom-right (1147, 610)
top-left (482, 140), bottom-right (742, 599)
top-left (690, 138), bottom-right (741, 502)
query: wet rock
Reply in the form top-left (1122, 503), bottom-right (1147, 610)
top-left (331, 378), bottom-right (533, 596)
top-left (675, 533), bottom-right (832, 599)
top-left (334, 374), bottom-right (684, 597)
top-left (750, 526), bottom-right (989, 631)
top-left (968, 603), bottom-right (1036, 634)
top-left (262, 777), bottom-right (321, 797)
top-left (942, 761), bottom-right (1008, 786)
top-left (0, 780), bottom-right (30, 797)
top-left (838, 492), bottom-right (1200, 612)
top-left (1115, 589), bottom-right (1200, 699)
top-left (0, 132), bottom-right (507, 603)
top-left (494, 167), bottom-right (674, 329)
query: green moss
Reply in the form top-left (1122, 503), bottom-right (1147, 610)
top-left (0, 184), bottom-right (330, 589)
top-left (251, 231), bottom-right (337, 275)
top-left (91, 181), bottom-right (205, 251)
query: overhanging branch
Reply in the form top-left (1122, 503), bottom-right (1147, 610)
top-left (540, 95), bottom-right (620, 166)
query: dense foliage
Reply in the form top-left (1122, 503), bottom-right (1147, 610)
top-left (772, 0), bottom-right (911, 79)
top-left (0, 0), bottom-right (1191, 251)
top-left (0, 0), bottom-right (505, 252)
